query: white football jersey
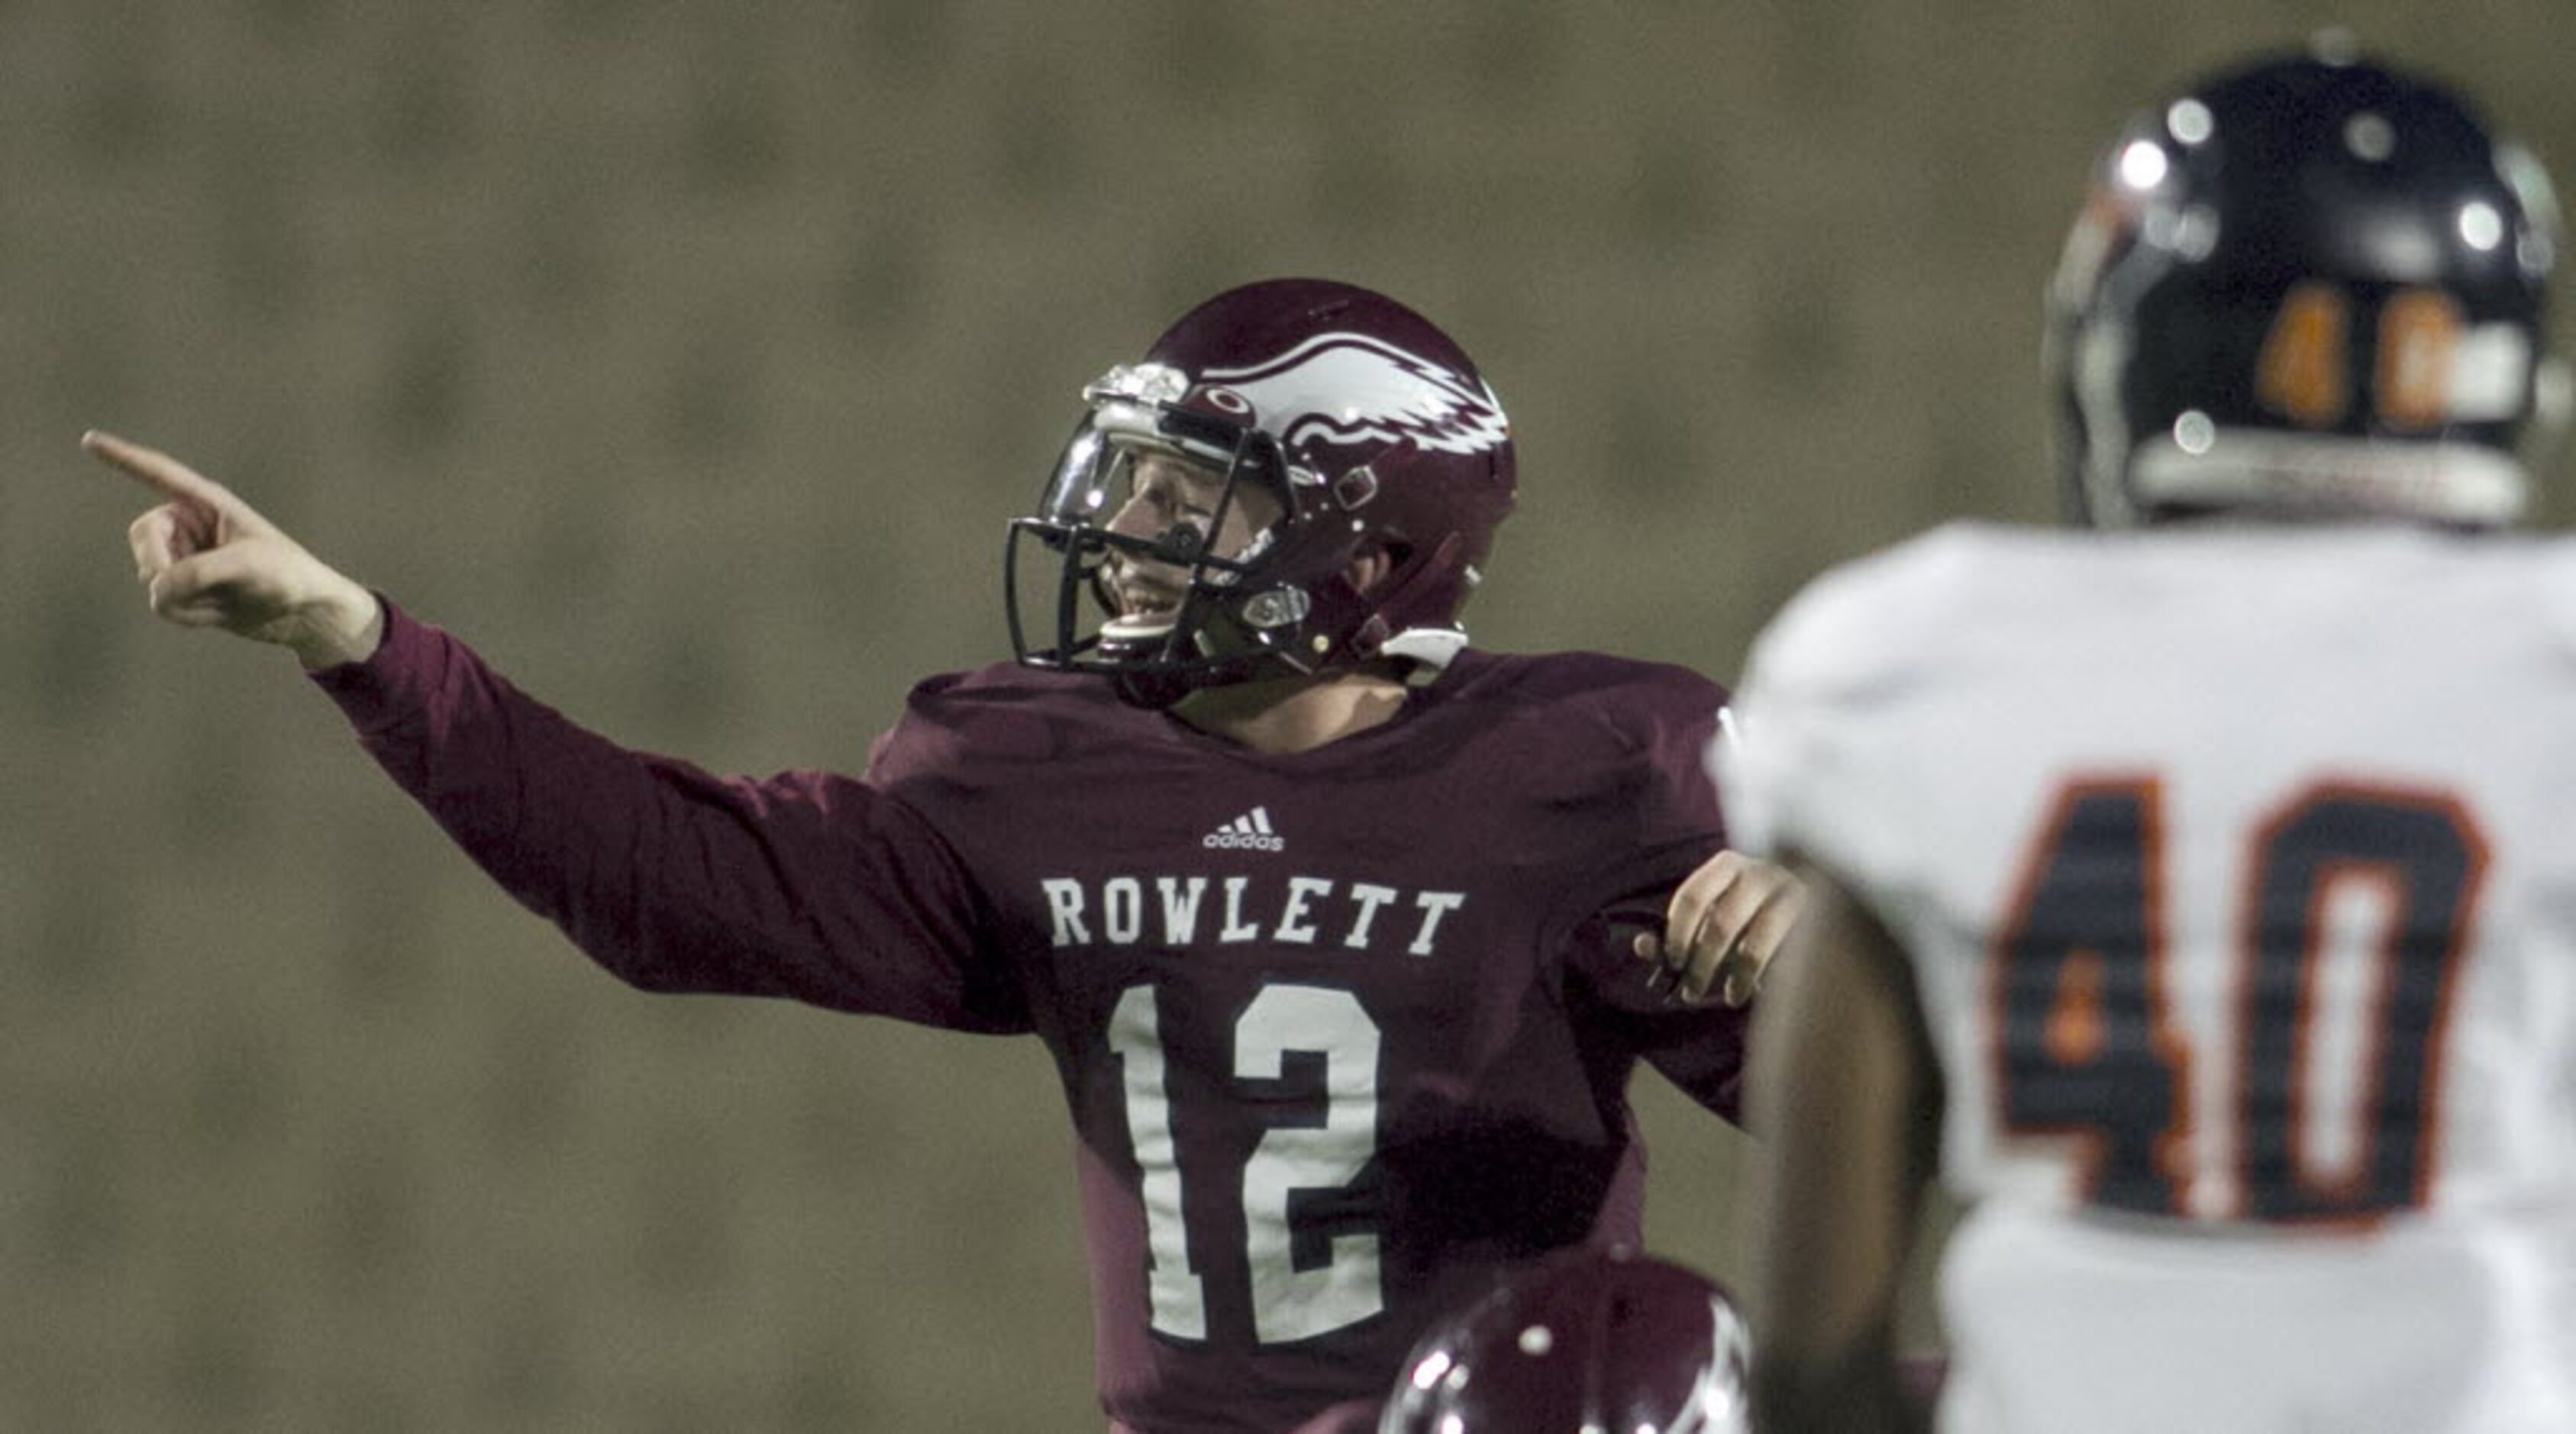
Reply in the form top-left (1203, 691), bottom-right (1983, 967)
top-left (1723, 522), bottom-right (2576, 1433)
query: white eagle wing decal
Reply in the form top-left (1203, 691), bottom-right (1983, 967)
top-left (1201, 333), bottom-right (1509, 457)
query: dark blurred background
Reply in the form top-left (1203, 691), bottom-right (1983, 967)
top-left (6, 2), bottom-right (2571, 1428)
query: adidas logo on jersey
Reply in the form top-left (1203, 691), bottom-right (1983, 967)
top-left (1204, 806), bottom-right (1285, 852)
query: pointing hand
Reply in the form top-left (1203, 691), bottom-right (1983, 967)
top-left (86, 430), bottom-right (383, 670)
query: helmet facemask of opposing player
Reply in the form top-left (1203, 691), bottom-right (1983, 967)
top-left (1007, 279), bottom-right (1516, 709)
top-left (2045, 41), bottom-right (2566, 528)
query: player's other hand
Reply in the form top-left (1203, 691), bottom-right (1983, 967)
top-left (1635, 849), bottom-right (1808, 1007)
top-left (86, 430), bottom-right (383, 670)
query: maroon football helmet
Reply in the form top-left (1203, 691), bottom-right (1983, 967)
top-left (1007, 278), bottom-right (1517, 707)
top-left (1377, 1246), bottom-right (1753, 1434)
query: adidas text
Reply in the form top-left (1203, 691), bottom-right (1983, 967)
top-left (1204, 806), bottom-right (1284, 852)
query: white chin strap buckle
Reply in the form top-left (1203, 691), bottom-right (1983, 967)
top-left (1379, 626), bottom-right (1470, 681)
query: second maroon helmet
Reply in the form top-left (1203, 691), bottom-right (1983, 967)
top-left (1379, 1246), bottom-right (1753, 1434)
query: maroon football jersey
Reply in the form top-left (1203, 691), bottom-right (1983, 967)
top-left (314, 602), bottom-right (1749, 1432)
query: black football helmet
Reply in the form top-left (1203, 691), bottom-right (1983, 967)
top-left (1378, 1246), bottom-right (1753, 1434)
top-left (1006, 278), bottom-right (1516, 707)
top-left (2046, 41), bottom-right (2565, 527)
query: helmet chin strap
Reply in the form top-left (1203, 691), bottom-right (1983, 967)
top-left (1103, 591), bottom-right (1290, 709)
top-left (1334, 532), bottom-right (1465, 664)
top-left (1111, 667), bottom-right (1202, 710)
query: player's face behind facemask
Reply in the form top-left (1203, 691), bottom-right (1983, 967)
top-left (2044, 37), bottom-right (2567, 531)
top-left (1089, 446), bottom-right (1286, 657)
top-left (1005, 278), bottom-right (1517, 709)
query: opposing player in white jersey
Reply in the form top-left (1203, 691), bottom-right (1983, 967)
top-left (1725, 45), bottom-right (2576, 1434)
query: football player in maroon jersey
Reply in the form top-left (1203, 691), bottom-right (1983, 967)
top-left (90, 278), bottom-right (1800, 1432)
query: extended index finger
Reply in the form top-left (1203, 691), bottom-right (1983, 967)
top-left (82, 430), bottom-right (244, 515)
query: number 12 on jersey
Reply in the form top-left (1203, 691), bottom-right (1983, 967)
top-left (1110, 982), bottom-right (1384, 1345)
top-left (1990, 774), bottom-right (2487, 1224)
